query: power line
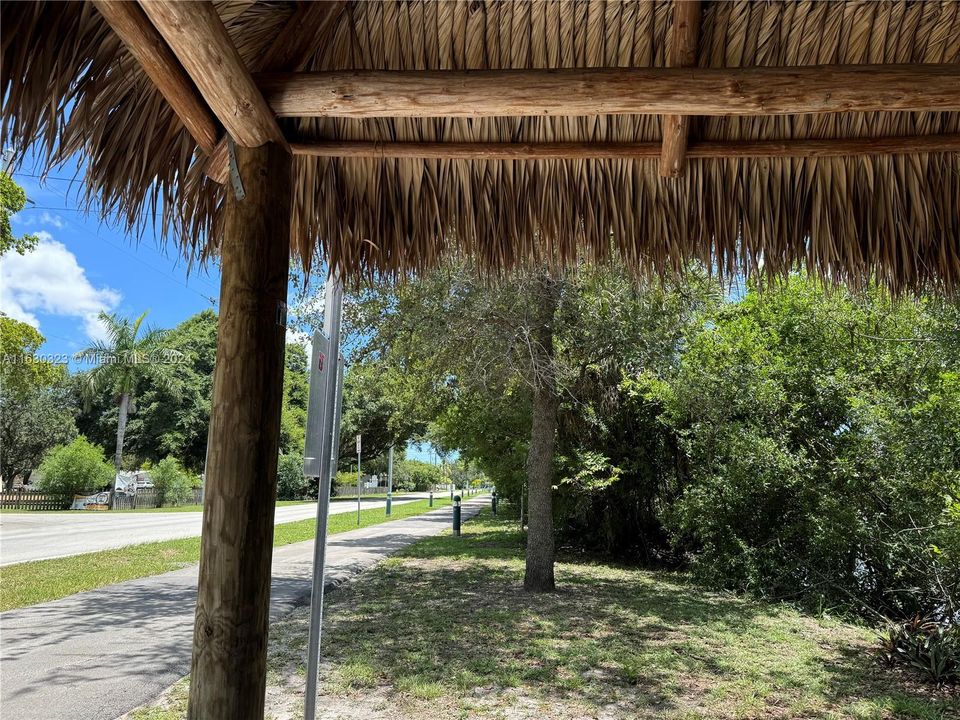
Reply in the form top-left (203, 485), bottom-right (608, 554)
top-left (12, 187), bottom-right (220, 305)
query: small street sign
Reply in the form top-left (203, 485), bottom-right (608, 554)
top-left (302, 331), bottom-right (331, 478)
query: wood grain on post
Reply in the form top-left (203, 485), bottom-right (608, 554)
top-left (138, 0), bottom-right (285, 148)
top-left (187, 142), bottom-right (291, 720)
top-left (257, 64), bottom-right (960, 118)
top-left (660, 0), bottom-right (702, 178)
top-left (92, 0), bottom-right (219, 155)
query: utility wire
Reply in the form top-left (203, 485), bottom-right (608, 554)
top-left (11, 180), bottom-right (219, 305)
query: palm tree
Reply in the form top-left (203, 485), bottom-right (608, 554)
top-left (77, 310), bottom-right (174, 470)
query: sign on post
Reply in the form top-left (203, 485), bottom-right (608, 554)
top-left (302, 331), bottom-right (331, 479)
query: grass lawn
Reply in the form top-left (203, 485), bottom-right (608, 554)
top-left (0, 496), bottom-right (452, 611)
top-left (129, 509), bottom-right (958, 720)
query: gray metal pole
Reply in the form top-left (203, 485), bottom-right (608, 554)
top-left (330, 358), bottom-right (344, 471)
top-left (386, 444), bottom-right (394, 516)
top-left (356, 437), bottom-right (361, 525)
top-left (304, 275), bottom-right (344, 720)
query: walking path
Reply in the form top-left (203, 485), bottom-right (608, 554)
top-left (0, 498), bottom-right (485, 720)
top-left (0, 492), bottom-right (436, 566)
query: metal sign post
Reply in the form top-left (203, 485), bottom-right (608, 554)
top-left (356, 434), bottom-right (362, 525)
top-left (302, 274), bottom-right (344, 720)
top-left (386, 445), bottom-right (394, 516)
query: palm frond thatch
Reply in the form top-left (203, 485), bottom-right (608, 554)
top-left (2, 1), bottom-right (959, 293)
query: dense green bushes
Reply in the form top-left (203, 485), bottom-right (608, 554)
top-left (554, 281), bottom-right (959, 622)
top-left (151, 457), bottom-right (194, 506)
top-left (37, 437), bottom-right (114, 496)
top-left (277, 454), bottom-right (309, 500)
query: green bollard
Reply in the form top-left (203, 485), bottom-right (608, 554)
top-left (429, 491), bottom-right (433, 507)
top-left (452, 495), bottom-right (462, 536)
top-left (386, 492), bottom-right (392, 516)
top-left (492, 491), bottom-right (498, 515)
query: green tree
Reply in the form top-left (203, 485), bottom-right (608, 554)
top-left (337, 361), bottom-right (427, 471)
top-left (77, 310), bottom-right (175, 470)
top-left (37, 436), bottom-right (114, 496)
top-left (0, 172), bottom-right (38, 257)
top-left (124, 309), bottom-right (218, 470)
top-left (280, 344), bottom-right (310, 456)
top-left (346, 261), bottom-right (717, 592)
top-left (0, 316), bottom-right (77, 489)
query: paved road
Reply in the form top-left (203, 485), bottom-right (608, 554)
top-left (0, 498), bottom-right (486, 720)
top-left (0, 492), bottom-right (439, 566)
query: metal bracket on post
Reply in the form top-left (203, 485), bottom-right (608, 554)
top-left (226, 136), bottom-right (246, 202)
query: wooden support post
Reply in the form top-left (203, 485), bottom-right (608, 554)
top-left (188, 141), bottom-right (291, 720)
top-left (660, 0), bottom-right (702, 177)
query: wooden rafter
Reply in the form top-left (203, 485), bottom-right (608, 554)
top-left (257, 64), bottom-right (960, 118)
top-left (93, 0), bottom-right (219, 155)
top-left (660, 0), bottom-right (702, 178)
top-left (138, 0), bottom-right (285, 149)
top-left (205, 0), bottom-right (345, 183)
top-left (289, 134), bottom-right (960, 160)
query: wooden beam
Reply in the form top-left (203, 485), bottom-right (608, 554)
top-left (257, 64), bottom-right (960, 118)
top-left (188, 142), bottom-right (291, 720)
top-left (660, 1), bottom-right (702, 178)
top-left (289, 134), bottom-right (960, 160)
top-left (93, 0), bottom-right (219, 155)
top-left (205, 1), bottom-right (344, 183)
top-left (138, 0), bottom-right (284, 148)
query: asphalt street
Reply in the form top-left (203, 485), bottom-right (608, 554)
top-left (0, 498), bottom-right (485, 720)
top-left (0, 492), bottom-right (437, 565)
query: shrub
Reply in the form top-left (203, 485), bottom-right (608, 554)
top-left (394, 460), bottom-right (443, 492)
top-left (878, 616), bottom-right (959, 685)
top-left (37, 437), bottom-right (114, 496)
top-left (277, 454), bottom-right (309, 500)
top-left (151, 457), bottom-right (193, 506)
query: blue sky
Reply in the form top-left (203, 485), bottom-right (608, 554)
top-left (4, 154), bottom-right (221, 362)
top-left (2, 150), bottom-right (441, 462)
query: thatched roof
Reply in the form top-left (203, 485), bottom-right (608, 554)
top-left (3, 1), bottom-right (959, 292)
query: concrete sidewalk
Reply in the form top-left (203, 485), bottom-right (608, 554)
top-left (0, 498), bottom-right (485, 720)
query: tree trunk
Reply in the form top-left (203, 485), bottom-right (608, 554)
top-left (187, 141), bottom-right (291, 720)
top-left (524, 384), bottom-right (558, 592)
top-left (523, 274), bottom-right (560, 593)
top-left (115, 392), bottom-right (129, 470)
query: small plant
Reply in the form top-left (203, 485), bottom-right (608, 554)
top-left (879, 615), bottom-right (959, 685)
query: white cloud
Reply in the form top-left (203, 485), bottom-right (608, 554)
top-left (38, 211), bottom-right (66, 229)
top-left (0, 233), bottom-right (121, 341)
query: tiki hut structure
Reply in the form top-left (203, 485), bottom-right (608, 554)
top-left (2, 1), bottom-right (959, 717)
